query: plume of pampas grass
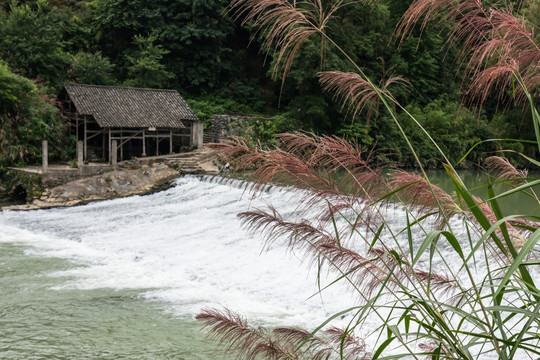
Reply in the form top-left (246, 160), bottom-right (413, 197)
top-left (387, 170), bottom-right (461, 224)
top-left (228, 0), bottom-right (352, 84)
top-left (397, 0), bottom-right (540, 107)
top-left (196, 308), bottom-right (298, 359)
top-left (197, 307), bottom-right (373, 359)
top-left (238, 206), bottom-right (462, 300)
top-left (485, 156), bottom-right (528, 183)
top-left (325, 327), bottom-right (372, 359)
top-left (319, 71), bottom-right (410, 127)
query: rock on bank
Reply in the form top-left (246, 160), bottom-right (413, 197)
top-left (4, 163), bottom-right (178, 210)
top-left (2, 148), bottom-right (219, 210)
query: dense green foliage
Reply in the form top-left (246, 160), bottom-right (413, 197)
top-left (0, 61), bottom-right (70, 169)
top-left (0, 0), bottom-right (535, 172)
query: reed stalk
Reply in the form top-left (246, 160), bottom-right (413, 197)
top-left (197, 0), bottom-right (540, 358)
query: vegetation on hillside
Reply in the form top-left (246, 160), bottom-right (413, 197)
top-left (0, 0), bottom-right (536, 174)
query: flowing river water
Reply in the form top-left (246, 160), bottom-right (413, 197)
top-left (0, 175), bottom-right (358, 359)
top-left (1, 173), bottom-right (538, 359)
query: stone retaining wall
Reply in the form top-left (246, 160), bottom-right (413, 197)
top-left (211, 115), bottom-right (253, 143)
top-left (41, 166), bottom-right (113, 188)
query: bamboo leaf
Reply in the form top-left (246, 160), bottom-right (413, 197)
top-left (487, 182), bottom-right (516, 258)
top-left (413, 230), bottom-right (463, 266)
top-left (369, 223), bottom-right (385, 251)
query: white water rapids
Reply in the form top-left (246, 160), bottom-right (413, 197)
top-left (0, 175), bottom-right (357, 330)
top-left (1, 175), bottom-right (538, 359)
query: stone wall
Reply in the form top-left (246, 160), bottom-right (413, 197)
top-left (1, 170), bottom-right (44, 200)
top-left (211, 115), bottom-right (253, 143)
top-left (41, 165), bottom-right (113, 188)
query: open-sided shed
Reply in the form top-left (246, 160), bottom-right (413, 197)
top-left (61, 84), bottom-right (201, 162)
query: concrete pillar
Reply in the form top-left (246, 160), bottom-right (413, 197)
top-left (111, 140), bottom-right (118, 166)
top-left (83, 118), bottom-right (87, 161)
top-left (108, 128), bottom-right (111, 161)
top-left (77, 141), bottom-right (83, 168)
top-left (142, 131), bottom-right (146, 157)
top-left (42, 140), bottom-right (48, 172)
top-left (190, 122), bottom-right (204, 149)
top-left (169, 129), bottom-right (173, 154)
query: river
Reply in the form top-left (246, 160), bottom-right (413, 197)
top-left (0, 175), bottom-right (356, 359)
top-left (0, 173), bottom-right (538, 359)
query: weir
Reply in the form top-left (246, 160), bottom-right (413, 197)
top-left (1, 175), bottom-right (538, 359)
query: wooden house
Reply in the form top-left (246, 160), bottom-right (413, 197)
top-left (60, 84), bottom-right (201, 163)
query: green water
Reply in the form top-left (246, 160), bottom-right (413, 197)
top-left (425, 169), bottom-right (540, 216)
top-left (2, 169), bottom-right (538, 360)
top-left (0, 243), bottom-right (229, 360)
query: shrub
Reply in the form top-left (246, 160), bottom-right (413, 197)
top-left (0, 61), bottom-right (71, 169)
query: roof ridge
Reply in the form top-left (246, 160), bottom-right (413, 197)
top-left (64, 83), bottom-right (179, 93)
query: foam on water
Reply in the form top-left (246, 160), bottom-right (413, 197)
top-left (0, 175), bottom-right (357, 329)
top-left (2, 175), bottom-right (537, 358)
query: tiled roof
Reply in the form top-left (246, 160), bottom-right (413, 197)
top-left (64, 84), bottom-right (198, 128)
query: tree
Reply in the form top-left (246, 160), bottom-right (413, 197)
top-left (70, 51), bottom-right (116, 85)
top-left (0, 0), bottom-right (72, 90)
top-left (0, 61), bottom-right (69, 168)
top-left (124, 34), bottom-right (174, 89)
top-left (92, 0), bottom-right (236, 91)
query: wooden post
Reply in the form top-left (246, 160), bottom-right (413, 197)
top-left (169, 129), bottom-right (173, 154)
top-left (191, 122), bottom-right (204, 149)
top-left (142, 130), bottom-right (146, 157)
top-left (42, 140), bottom-right (48, 172)
top-left (120, 129), bottom-right (124, 161)
top-left (75, 115), bottom-right (79, 142)
top-left (111, 140), bottom-right (118, 166)
top-left (77, 141), bottom-right (83, 168)
top-left (156, 136), bottom-right (159, 156)
top-left (102, 129), bottom-right (106, 161)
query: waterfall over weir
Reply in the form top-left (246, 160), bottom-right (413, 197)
top-left (3, 174), bottom-right (534, 359)
top-left (0, 175), bottom-right (356, 347)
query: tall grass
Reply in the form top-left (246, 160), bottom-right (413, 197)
top-left (196, 0), bottom-right (540, 358)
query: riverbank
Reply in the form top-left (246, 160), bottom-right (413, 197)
top-left (1, 147), bottom-right (220, 211)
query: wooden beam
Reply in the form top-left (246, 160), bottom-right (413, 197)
top-left (120, 128), bottom-right (123, 161)
top-left (112, 131), bottom-right (144, 148)
top-left (142, 134), bottom-right (174, 138)
top-left (86, 129), bottom-right (105, 141)
top-left (170, 129), bottom-right (173, 154)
